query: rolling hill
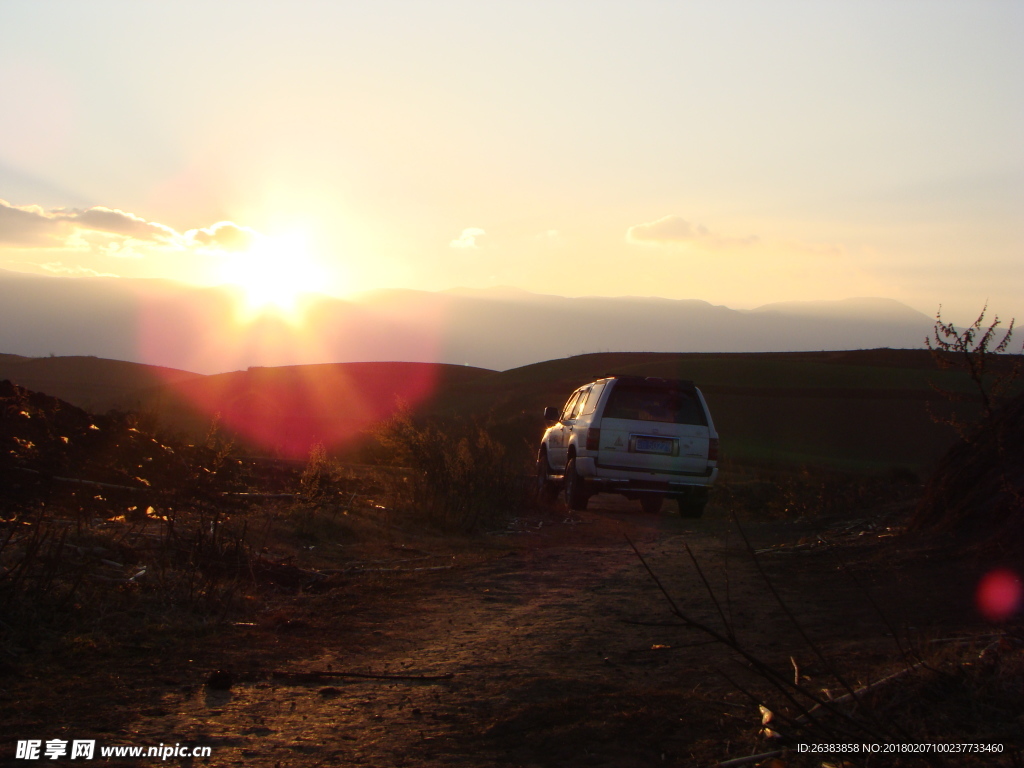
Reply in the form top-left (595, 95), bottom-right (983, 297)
top-left (3, 348), bottom-right (1013, 471)
top-left (0, 353), bottom-right (202, 413)
top-left (149, 361), bottom-right (495, 459)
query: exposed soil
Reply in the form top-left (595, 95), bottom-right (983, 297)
top-left (4, 493), bottom-right (1019, 767)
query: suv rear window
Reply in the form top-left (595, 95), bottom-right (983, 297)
top-left (602, 383), bottom-right (707, 426)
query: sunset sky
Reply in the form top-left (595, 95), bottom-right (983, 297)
top-left (2, 1), bottom-right (1022, 326)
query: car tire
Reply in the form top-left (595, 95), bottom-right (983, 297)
top-left (564, 457), bottom-right (589, 511)
top-left (675, 487), bottom-right (708, 518)
top-left (639, 494), bottom-right (664, 515)
top-left (536, 448), bottom-right (558, 505)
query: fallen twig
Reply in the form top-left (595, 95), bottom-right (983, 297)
top-left (349, 556), bottom-right (438, 566)
top-left (927, 633), bottom-right (1003, 645)
top-left (321, 565), bottom-right (455, 575)
top-left (797, 662), bottom-right (924, 723)
top-left (272, 669), bottom-right (454, 682)
top-left (753, 545), bottom-right (815, 555)
top-left (221, 492), bottom-right (298, 499)
top-left (624, 639), bottom-right (718, 653)
top-left (618, 618), bottom-right (689, 628)
top-left (716, 749), bottom-right (784, 768)
top-left (10, 467), bottom-right (147, 492)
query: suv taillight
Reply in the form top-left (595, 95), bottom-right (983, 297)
top-left (586, 428), bottom-right (601, 451)
top-left (708, 437), bottom-right (719, 462)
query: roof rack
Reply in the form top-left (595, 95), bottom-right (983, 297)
top-left (599, 374), bottom-right (695, 389)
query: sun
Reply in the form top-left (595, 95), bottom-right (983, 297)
top-left (217, 233), bottom-right (327, 322)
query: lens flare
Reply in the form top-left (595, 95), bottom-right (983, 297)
top-left (976, 568), bottom-right (1022, 623)
top-left (170, 361), bottom-right (441, 459)
top-left (135, 282), bottom-right (449, 458)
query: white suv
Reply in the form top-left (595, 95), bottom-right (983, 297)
top-left (537, 375), bottom-right (719, 516)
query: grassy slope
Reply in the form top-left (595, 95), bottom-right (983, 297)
top-left (143, 361), bottom-right (497, 456)
top-left (0, 354), bottom-right (203, 413)
top-left (428, 349), bottom-right (1018, 472)
top-left (1, 348), bottom-right (1017, 471)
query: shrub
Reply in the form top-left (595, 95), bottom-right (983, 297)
top-left (299, 442), bottom-right (334, 507)
top-left (927, 304), bottom-right (1022, 439)
top-left (374, 408), bottom-right (530, 532)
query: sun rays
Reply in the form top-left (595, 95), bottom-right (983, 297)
top-left (215, 232), bottom-right (328, 324)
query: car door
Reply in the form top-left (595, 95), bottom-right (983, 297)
top-left (548, 388), bottom-right (585, 471)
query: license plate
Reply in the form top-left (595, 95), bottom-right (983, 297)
top-left (633, 436), bottom-right (674, 454)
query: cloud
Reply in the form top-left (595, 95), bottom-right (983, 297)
top-left (626, 214), bottom-right (757, 248)
top-left (64, 206), bottom-right (178, 242)
top-left (186, 221), bottom-right (260, 252)
top-left (627, 215), bottom-right (708, 243)
top-left (1, 200), bottom-right (266, 263)
top-left (0, 199), bottom-right (67, 246)
top-left (0, 199), bottom-right (177, 246)
top-left (450, 227), bottom-right (486, 249)
top-left (40, 262), bottom-right (117, 277)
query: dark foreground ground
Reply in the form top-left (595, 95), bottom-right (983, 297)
top-left (3, 494), bottom-right (1021, 768)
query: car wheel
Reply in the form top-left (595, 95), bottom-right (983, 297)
top-left (675, 487), bottom-right (708, 518)
top-left (564, 457), bottom-right (589, 511)
top-left (639, 494), bottom-right (664, 515)
top-left (536, 448), bottom-right (558, 505)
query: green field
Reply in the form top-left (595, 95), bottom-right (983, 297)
top-left (425, 349), bottom-right (1015, 472)
top-left (1, 348), bottom-right (1017, 473)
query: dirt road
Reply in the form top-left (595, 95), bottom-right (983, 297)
top-left (5, 499), bottom-right (993, 767)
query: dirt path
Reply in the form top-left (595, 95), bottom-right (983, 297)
top-left (5, 499), bottom-right (993, 767)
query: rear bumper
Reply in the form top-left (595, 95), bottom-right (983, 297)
top-left (574, 456), bottom-right (717, 494)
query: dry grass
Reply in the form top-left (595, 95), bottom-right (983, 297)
top-left (371, 408), bottom-right (534, 533)
top-left (710, 462), bottom-right (921, 522)
top-left (628, 507), bottom-right (1024, 767)
top-left (0, 400), bottom-right (530, 661)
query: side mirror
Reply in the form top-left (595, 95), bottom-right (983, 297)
top-left (543, 406), bottom-right (559, 422)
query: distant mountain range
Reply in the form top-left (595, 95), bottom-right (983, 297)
top-left (0, 269), bottom-right (935, 373)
